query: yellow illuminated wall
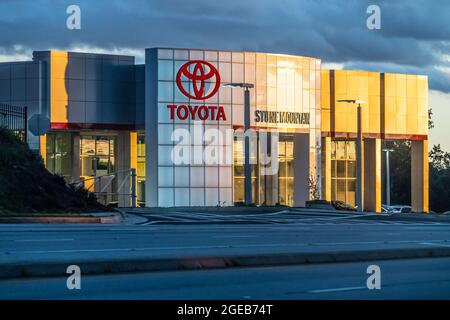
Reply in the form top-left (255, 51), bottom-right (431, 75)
top-left (321, 69), bottom-right (428, 139)
top-left (321, 70), bottom-right (331, 133)
top-left (321, 70), bottom-right (381, 136)
top-left (49, 51), bottom-right (69, 124)
top-left (383, 74), bottom-right (428, 138)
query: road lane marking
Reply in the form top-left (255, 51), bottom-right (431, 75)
top-left (308, 286), bottom-right (366, 294)
top-left (212, 235), bottom-right (257, 239)
top-left (14, 238), bottom-right (74, 242)
top-left (420, 242), bottom-right (450, 248)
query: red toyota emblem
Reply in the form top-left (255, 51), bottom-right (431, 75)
top-left (176, 60), bottom-right (221, 100)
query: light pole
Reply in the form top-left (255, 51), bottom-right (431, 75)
top-left (382, 148), bottom-right (394, 206)
top-left (337, 99), bottom-right (365, 212)
top-left (222, 83), bottom-right (254, 206)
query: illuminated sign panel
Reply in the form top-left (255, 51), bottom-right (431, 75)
top-left (176, 60), bottom-right (221, 100)
top-left (169, 60), bottom-right (225, 121)
top-left (167, 104), bottom-right (226, 121)
top-left (254, 110), bottom-right (310, 125)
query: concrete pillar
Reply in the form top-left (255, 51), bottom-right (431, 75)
top-left (321, 137), bottom-right (332, 201)
top-left (72, 133), bottom-right (81, 183)
top-left (117, 131), bottom-right (132, 207)
top-left (294, 134), bottom-right (310, 206)
top-left (411, 140), bottom-right (429, 213)
top-left (363, 138), bottom-right (381, 212)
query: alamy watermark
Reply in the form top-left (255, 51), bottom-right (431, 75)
top-left (366, 264), bottom-right (381, 290)
top-left (66, 265), bottom-right (81, 290)
top-left (66, 5), bottom-right (81, 30)
top-left (170, 122), bottom-right (279, 175)
top-left (366, 5), bottom-right (381, 30)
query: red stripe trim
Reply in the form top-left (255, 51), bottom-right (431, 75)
top-left (51, 122), bottom-right (135, 131)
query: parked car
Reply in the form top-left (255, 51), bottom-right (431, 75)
top-left (381, 205), bottom-right (395, 213)
top-left (390, 205), bottom-right (412, 213)
top-left (441, 211), bottom-right (450, 215)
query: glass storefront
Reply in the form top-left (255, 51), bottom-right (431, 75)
top-left (331, 140), bottom-right (356, 206)
top-left (233, 133), bottom-right (294, 206)
top-left (80, 135), bottom-right (116, 177)
top-left (278, 137), bottom-right (294, 206)
top-left (80, 135), bottom-right (117, 204)
top-left (46, 132), bottom-right (72, 181)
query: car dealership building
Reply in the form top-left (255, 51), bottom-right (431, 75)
top-left (0, 48), bottom-right (429, 212)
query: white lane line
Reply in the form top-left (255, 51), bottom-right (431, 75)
top-left (212, 235), bottom-right (257, 239)
top-left (14, 238), bottom-right (74, 242)
top-left (308, 286), bottom-right (366, 294)
top-left (420, 242), bottom-right (450, 248)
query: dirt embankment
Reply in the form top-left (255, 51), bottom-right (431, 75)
top-left (0, 128), bottom-right (107, 214)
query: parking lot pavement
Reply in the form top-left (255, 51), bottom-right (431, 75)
top-left (123, 208), bottom-right (450, 226)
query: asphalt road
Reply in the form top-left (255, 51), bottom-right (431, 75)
top-left (1, 211), bottom-right (450, 265)
top-left (2, 210), bottom-right (450, 299)
top-left (1, 257), bottom-right (450, 299)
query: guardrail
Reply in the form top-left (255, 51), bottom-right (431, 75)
top-left (71, 168), bottom-right (137, 208)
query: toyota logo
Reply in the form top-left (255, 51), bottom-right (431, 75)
top-left (176, 60), bottom-right (221, 100)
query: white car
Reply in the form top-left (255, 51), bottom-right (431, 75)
top-left (390, 205), bottom-right (412, 213)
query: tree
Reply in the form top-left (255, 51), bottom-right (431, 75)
top-left (428, 144), bottom-right (450, 212)
top-left (382, 109), bottom-right (450, 212)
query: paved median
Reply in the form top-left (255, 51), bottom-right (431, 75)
top-left (2, 246), bottom-right (450, 279)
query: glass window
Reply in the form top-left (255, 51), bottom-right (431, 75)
top-left (158, 124), bottom-right (174, 145)
top-left (205, 188), bottom-right (219, 206)
top-left (158, 188), bottom-right (174, 207)
top-left (158, 145), bottom-right (174, 165)
top-left (232, 63), bottom-right (244, 82)
top-left (174, 50), bottom-right (189, 60)
top-left (46, 132), bottom-right (72, 180)
top-left (330, 140), bottom-right (357, 206)
top-left (158, 81), bottom-right (173, 102)
top-left (158, 166), bottom-right (173, 187)
top-left (347, 160), bottom-right (357, 178)
top-left (218, 62), bottom-right (231, 82)
top-left (190, 188), bottom-right (205, 206)
top-left (158, 60), bottom-right (174, 81)
top-left (234, 177), bottom-right (244, 203)
top-left (205, 51), bottom-right (218, 61)
top-left (219, 167), bottom-right (232, 188)
top-left (158, 49), bottom-right (173, 60)
top-left (190, 50), bottom-right (204, 60)
top-left (174, 166), bottom-right (189, 187)
top-left (337, 160), bottom-right (346, 178)
top-left (190, 167), bottom-right (205, 187)
top-left (219, 51), bottom-right (231, 62)
top-left (174, 188), bottom-right (190, 206)
top-left (80, 135), bottom-right (116, 178)
top-left (205, 167), bottom-right (219, 187)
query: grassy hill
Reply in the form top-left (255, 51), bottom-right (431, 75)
top-left (0, 127), bottom-right (106, 214)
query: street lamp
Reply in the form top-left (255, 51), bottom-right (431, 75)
top-left (382, 148), bottom-right (394, 206)
top-left (222, 83), bottom-right (255, 206)
top-left (337, 99), bottom-right (365, 212)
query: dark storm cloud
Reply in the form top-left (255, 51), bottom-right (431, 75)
top-left (0, 0), bottom-right (449, 91)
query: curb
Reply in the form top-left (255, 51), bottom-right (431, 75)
top-left (0, 214), bottom-right (121, 224)
top-left (2, 247), bottom-right (450, 279)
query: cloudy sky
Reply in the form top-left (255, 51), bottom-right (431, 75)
top-left (0, 0), bottom-right (449, 150)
